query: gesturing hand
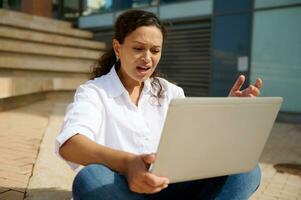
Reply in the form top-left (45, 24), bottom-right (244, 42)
top-left (125, 153), bottom-right (169, 194)
top-left (228, 75), bottom-right (263, 97)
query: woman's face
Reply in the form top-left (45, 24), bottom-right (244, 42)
top-left (113, 26), bottom-right (163, 85)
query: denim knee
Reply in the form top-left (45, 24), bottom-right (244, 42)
top-left (214, 164), bottom-right (261, 200)
top-left (232, 164), bottom-right (261, 196)
top-left (72, 164), bottom-right (145, 200)
top-left (247, 164), bottom-right (261, 193)
top-left (72, 164), bottom-right (115, 199)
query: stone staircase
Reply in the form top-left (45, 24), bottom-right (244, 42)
top-left (0, 9), bottom-right (105, 111)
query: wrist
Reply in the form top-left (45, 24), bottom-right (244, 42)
top-left (121, 152), bottom-right (135, 175)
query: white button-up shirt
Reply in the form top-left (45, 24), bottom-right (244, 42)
top-left (55, 66), bottom-right (185, 169)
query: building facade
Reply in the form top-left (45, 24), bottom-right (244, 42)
top-left (1, 0), bottom-right (301, 117)
top-left (78, 0), bottom-right (301, 117)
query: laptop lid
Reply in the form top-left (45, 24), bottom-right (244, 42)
top-left (149, 97), bottom-right (282, 183)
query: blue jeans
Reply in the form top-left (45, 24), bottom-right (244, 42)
top-left (73, 164), bottom-right (261, 200)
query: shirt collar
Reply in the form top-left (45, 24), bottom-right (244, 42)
top-left (107, 65), bottom-right (152, 98)
top-left (107, 65), bottom-right (127, 98)
top-left (143, 77), bottom-right (152, 94)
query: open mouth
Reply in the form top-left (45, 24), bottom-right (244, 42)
top-left (136, 65), bottom-right (151, 74)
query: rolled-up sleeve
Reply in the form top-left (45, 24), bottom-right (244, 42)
top-left (55, 84), bottom-right (104, 169)
top-left (177, 87), bottom-right (185, 98)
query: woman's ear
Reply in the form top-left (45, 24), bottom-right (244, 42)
top-left (112, 39), bottom-right (121, 58)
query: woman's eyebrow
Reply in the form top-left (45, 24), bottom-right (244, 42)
top-left (132, 41), bottom-right (161, 48)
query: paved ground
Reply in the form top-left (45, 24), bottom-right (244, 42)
top-left (0, 99), bottom-right (300, 199)
top-left (0, 100), bottom-right (54, 200)
top-left (251, 123), bottom-right (301, 200)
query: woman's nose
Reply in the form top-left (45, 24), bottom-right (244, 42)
top-left (142, 51), bottom-right (151, 63)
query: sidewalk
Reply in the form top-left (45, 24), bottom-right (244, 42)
top-left (251, 123), bottom-right (301, 200)
top-left (0, 99), bottom-right (300, 200)
top-left (0, 97), bottom-right (74, 200)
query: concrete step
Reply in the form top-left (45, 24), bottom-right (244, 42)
top-left (0, 9), bottom-right (92, 38)
top-left (0, 76), bottom-right (88, 99)
top-left (0, 9), bottom-right (71, 28)
top-left (0, 38), bottom-right (102, 59)
top-left (0, 91), bottom-right (74, 112)
top-left (0, 52), bottom-right (95, 73)
top-left (0, 26), bottom-right (106, 50)
top-left (25, 103), bottom-right (74, 200)
top-left (0, 68), bottom-right (89, 80)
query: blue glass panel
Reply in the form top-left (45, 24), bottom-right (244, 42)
top-left (214, 0), bottom-right (252, 13)
top-left (251, 7), bottom-right (301, 112)
top-left (210, 13), bottom-right (252, 96)
top-left (255, 0), bottom-right (301, 8)
top-left (115, 0), bottom-right (157, 10)
top-left (161, 0), bottom-right (199, 4)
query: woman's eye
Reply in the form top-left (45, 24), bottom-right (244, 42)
top-left (134, 47), bottom-right (143, 51)
top-left (152, 49), bottom-right (160, 54)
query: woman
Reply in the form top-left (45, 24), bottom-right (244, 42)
top-left (56, 9), bottom-right (262, 200)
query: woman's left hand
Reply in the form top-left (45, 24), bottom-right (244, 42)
top-left (228, 75), bottom-right (263, 97)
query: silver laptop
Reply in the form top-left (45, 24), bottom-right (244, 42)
top-left (149, 97), bottom-right (282, 183)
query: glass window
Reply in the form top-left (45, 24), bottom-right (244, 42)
top-left (214, 0), bottom-right (252, 13)
top-left (160, 0), bottom-right (199, 4)
top-left (83, 0), bottom-right (113, 15)
top-left (251, 7), bottom-right (301, 112)
top-left (0, 0), bottom-right (21, 10)
top-left (114, 0), bottom-right (158, 10)
top-left (255, 0), bottom-right (301, 8)
top-left (210, 13), bottom-right (252, 96)
top-left (63, 0), bottom-right (81, 19)
top-left (132, 0), bottom-right (158, 8)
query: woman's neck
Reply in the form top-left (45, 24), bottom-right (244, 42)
top-left (117, 67), bottom-right (144, 106)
